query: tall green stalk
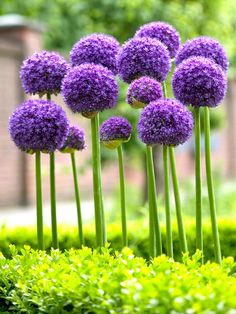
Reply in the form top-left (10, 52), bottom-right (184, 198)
top-left (35, 151), bottom-right (44, 250)
top-left (163, 146), bottom-right (173, 257)
top-left (162, 81), bottom-right (188, 254)
top-left (169, 147), bottom-right (188, 253)
top-left (95, 114), bottom-right (106, 244)
top-left (146, 145), bottom-right (162, 257)
top-left (117, 145), bottom-right (128, 247)
top-left (50, 152), bottom-right (59, 249)
top-left (204, 107), bottom-right (221, 264)
top-left (91, 114), bottom-right (105, 247)
top-left (71, 152), bottom-right (84, 248)
top-left (46, 93), bottom-right (58, 249)
top-left (194, 107), bottom-right (203, 261)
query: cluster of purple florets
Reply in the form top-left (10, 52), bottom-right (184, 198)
top-left (60, 126), bottom-right (86, 153)
top-left (70, 34), bottom-right (119, 74)
top-left (175, 36), bottom-right (228, 72)
top-left (62, 63), bottom-right (118, 114)
top-left (172, 36), bottom-right (228, 109)
top-left (117, 37), bottom-right (171, 83)
top-left (10, 21), bottom-right (229, 154)
top-left (127, 77), bottom-right (163, 108)
top-left (138, 99), bottom-right (193, 146)
top-left (20, 51), bottom-right (69, 96)
top-left (9, 100), bottom-right (69, 153)
top-left (135, 22), bottom-right (180, 58)
top-left (100, 116), bottom-right (132, 143)
top-left (172, 57), bottom-right (227, 108)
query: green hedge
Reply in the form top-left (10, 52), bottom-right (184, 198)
top-left (1, 218), bottom-right (236, 261)
top-left (0, 246), bottom-right (236, 313)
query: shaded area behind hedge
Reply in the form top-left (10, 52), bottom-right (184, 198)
top-left (0, 218), bottom-right (235, 261)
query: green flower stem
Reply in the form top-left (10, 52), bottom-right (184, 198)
top-left (91, 114), bottom-right (105, 247)
top-left (146, 146), bottom-right (155, 258)
top-left (169, 147), bottom-right (188, 253)
top-left (117, 145), bottom-right (128, 247)
top-left (35, 151), bottom-right (44, 250)
top-left (194, 107), bottom-right (203, 261)
top-left (162, 81), bottom-right (188, 254)
top-left (46, 93), bottom-right (58, 249)
top-left (50, 152), bottom-right (59, 249)
top-left (95, 114), bottom-right (106, 244)
top-left (146, 145), bottom-right (162, 257)
top-left (163, 146), bottom-right (173, 258)
top-left (204, 107), bottom-right (222, 264)
top-left (162, 81), bottom-right (167, 98)
top-left (71, 152), bottom-right (84, 248)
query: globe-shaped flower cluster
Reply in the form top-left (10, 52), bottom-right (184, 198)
top-left (9, 99), bottom-right (69, 153)
top-left (126, 76), bottom-right (163, 108)
top-left (138, 99), bottom-right (194, 146)
top-left (100, 116), bottom-right (132, 149)
top-left (135, 21), bottom-right (180, 58)
top-left (60, 126), bottom-right (86, 153)
top-left (175, 36), bottom-right (228, 72)
top-left (70, 33), bottom-right (119, 74)
top-left (62, 63), bottom-right (118, 116)
top-left (20, 51), bottom-right (69, 96)
top-left (117, 37), bottom-right (171, 83)
top-left (172, 57), bottom-right (227, 108)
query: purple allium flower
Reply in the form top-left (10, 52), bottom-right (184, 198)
top-left (20, 51), bottom-right (70, 96)
top-left (135, 21), bottom-right (180, 58)
top-left (126, 76), bottom-right (163, 108)
top-left (175, 36), bottom-right (228, 72)
top-left (100, 116), bottom-right (132, 149)
top-left (62, 63), bottom-right (118, 115)
top-left (70, 33), bottom-right (120, 74)
top-left (172, 57), bottom-right (227, 108)
top-left (9, 99), bottom-right (69, 153)
top-left (138, 99), bottom-right (193, 146)
top-left (117, 37), bottom-right (171, 83)
top-left (60, 125), bottom-right (86, 153)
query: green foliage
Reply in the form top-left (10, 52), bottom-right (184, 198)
top-left (0, 246), bottom-right (235, 313)
top-left (1, 218), bottom-right (236, 262)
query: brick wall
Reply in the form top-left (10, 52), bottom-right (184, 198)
top-left (0, 38), bottom-right (24, 205)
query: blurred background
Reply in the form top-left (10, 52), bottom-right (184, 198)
top-left (0, 0), bottom-right (236, 227)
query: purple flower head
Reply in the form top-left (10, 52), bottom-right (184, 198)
top-left (117, 37), bottom-right (171, 83)
top-left (172, 57), bottom-right (227, 108)
top-left (62, 63), bottom-right (118, 116)
top-left (175, 36), bottom-right (228, 72)
top-left (126, 76), bottom-right (163, 108)
top-left (9, 99), bottom-right (69, 153)
top-left (60, 125), bottom-right (86, 153)
top-left (20, 51), bottom-right (70, 96)
top-left (135, 21), bottom-right (180, 58)
top-left (100, 116), bottom-right (132, 149)
top-left (138, 99), bottom-right (193, 146)
top-left (70, 33), bottom-right (120, 74)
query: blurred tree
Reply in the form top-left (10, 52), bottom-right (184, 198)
top-left (1, 0), bottom-right (235, 71)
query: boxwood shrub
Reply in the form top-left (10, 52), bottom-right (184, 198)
top-left (0, 246), bottom-right (236, 313)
